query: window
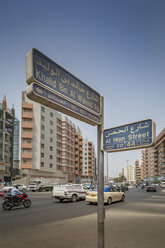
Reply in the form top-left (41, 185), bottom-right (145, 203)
top-left (41, 162), bottom-right (44, 167)
top-left (50, 146), bottom-right (53, 151)
top-left (50, 129), bottom-right (53, 134)
top-left (41, 124), bottom-right (45, 130)
top-left (41, 143), bottom-right (44, 148)
top-left (41, 134), bottom-right (45, 140)
top-left (41, 153), bottom-right (44, 158)
top-left (41, 106), bottom-right (45, 112)
top-left (50, 155), bottom-right (53, 159)
top-left (50, 137), bottom-right (53, 143)
top-left (50, 112), bottom-right (53, 117)
top-left (41, 115), bottom-right (45, 121)
top-left (50, 120), bottom-right (53, 126)
top-left (49, 163), bottom-right (53, 168)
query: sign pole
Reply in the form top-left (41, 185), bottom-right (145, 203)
top-left (97, 96), bottom-right (104, 248)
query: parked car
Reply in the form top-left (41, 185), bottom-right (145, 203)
top-left (86, 187), bottom-right (125, 205)
top-left (160, 182), bottom-right (165, 188)
top-left (52, 184), bottom-right (86, 202)
top-left (13, 184), bottom-right (27, 191)
top-left (146, 184), bottom-right (157, 192)
top-left (2, 186), bottom-right (14, 193)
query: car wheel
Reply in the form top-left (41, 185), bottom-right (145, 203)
top-left (71, 194), bottom-right (77, 202)
top-left (107, 197), bottom-right (112, 205)
top-left (121, 195), bottom-right (125, 202)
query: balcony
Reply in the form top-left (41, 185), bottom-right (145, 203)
top-left (79, 141), bottom-right (83, 146)
top-left (21, 143), bottom-right (32, 149)
top-left (21, 153), bottom-right (33, 159)
top-left (22, 112), bottom-right (33, 119)
top-left (22, 122), bottom-right (33, 129)
top-left (22, 132), bottom-right (33, 139)
top-left (21, 163), bottom-right (32, 169)
top-left (22, 102), bottom-right (33, 109)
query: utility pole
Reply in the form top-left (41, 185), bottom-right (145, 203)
top-left (97, 96), bottom-right (104, 248)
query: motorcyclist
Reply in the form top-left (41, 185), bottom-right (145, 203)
top-left (11, 186), bottom-right (23, 204)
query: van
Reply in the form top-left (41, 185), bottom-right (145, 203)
top-left (52, 184), bottom-right (86, 202)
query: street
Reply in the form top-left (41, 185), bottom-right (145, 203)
top-left (0, 187), bottom-right (165, 248)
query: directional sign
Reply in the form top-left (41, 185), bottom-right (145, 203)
top-left (26, 83), bottom-right (101, 126)
top-left (103, 119), bottom-right (156, 152)
top-left (26, 49), bottom-right (101, 121)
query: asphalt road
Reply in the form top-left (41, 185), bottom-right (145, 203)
top-left (0, 187), bottom-right (165, 248)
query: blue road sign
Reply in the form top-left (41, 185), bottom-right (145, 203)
top-left (103, 119), bottom-right (156, 152)
top-left (26, 49), bottom-right (100, 115)
top-left (26, 83), bottom-right (101, 126)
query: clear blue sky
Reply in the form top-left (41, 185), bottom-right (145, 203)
top-left (0, 0), bottom-right (165, 177)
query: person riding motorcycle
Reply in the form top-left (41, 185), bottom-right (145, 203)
top-left (11, 186), bottom-right (23, 204)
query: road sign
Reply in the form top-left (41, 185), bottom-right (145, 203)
top-left (26, 83), bottom-right (101, 126)
top-left (103, 119), bottom-right (156, 152)
top-left (26, 49), bottom-right (101, 117)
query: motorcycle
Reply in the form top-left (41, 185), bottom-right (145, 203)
top-left (2, 192), bottom-right (31, 211)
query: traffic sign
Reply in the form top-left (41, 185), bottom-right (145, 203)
top-left (103, 119), bottom-right (156, 152)
top-left (26, 49), bottom-right (101, 125)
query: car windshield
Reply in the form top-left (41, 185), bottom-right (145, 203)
top-left (29, 181), bottom-right (37, 185)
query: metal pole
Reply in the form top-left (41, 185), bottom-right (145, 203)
top-left (97, 96), bottom-right (104, 248)
top-left (107, 153), bottom-right (108, 183)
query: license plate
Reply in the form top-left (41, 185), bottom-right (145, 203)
top-left (91, 195), bottom-right (95, 197)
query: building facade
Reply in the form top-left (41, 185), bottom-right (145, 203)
top-left (135, 159), bottom-right (143, 182)
top-left (81, 139), bottom-right (95, 183)
top-left (123, 165), bottom-right (135, 183)
top-left (0, 97), bottom-right (20, 182)
top-left (142, 129), bottom-right (165, 181)
top-left (21, 92), bottom-right (96, 184)
top-left (152, 129), bottom-right (165, 180)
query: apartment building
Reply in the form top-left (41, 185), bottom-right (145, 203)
top-left (21, 91), bottom-right (96, 183)
top-left (135, 159), bottom-right (144, 182)
top-left (0, 97), bottom-right (20, 182)
top-left (21, 92), bottom-right (67, 183)
top-left (141, 149), bottom-right (151, 180)
top-left (74, 127), bottom-right (83, 183)
top-left (123, 165), bottom-right (135, 183)
top-left (60, 116), bottom-right (75, 182)
top-left (153, 128), bottom-right (165, 180)
top-left (81, 139), bottom-right (95, 183)
top-left (142, 129), bottom-right (165, 180)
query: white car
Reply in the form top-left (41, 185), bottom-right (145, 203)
top-left (161, 182), bottom-right (165, 188)
top-left (2, 186), bottom-right (14, 193)
top-left (52, 184), bottom-right (86, 202)
top-left (13, 184), bottom-right (27, 191)
top-left (86, 186), bottom-right (125, 205)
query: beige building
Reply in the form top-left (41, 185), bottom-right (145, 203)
top-left (21, 91), bottom-right (96, 184)
top-left (123, 165), bottom-right (135, 183)
top-left (81, 139), bottom-right (95, 183)
top-left (135, 159), bottom-right (144, 182)
top-left (142, 128), bottom-right (165, 181)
